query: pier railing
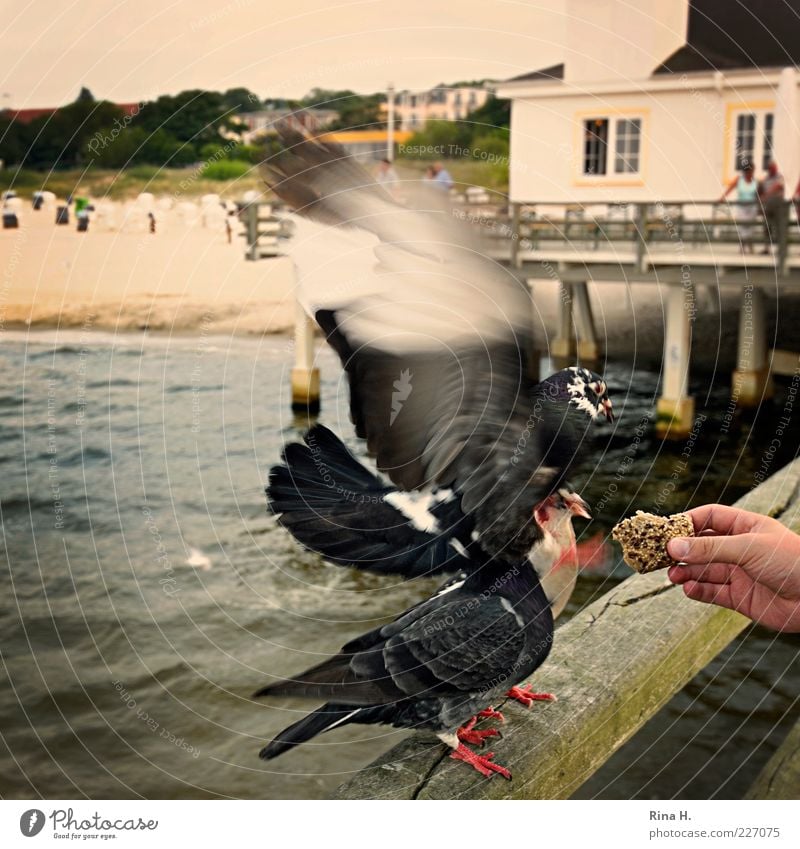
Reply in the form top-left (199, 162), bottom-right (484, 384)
top-left (334, 457), bottom-right (800, 799)
top-left (457, 199), bottom-right (800, 276)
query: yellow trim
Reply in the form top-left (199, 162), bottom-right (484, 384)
top-left (723, 100), bottom-right (776, 184)
top-left (319, 130), bottom-right (413, 144)
top-left (571, 108), bottom-right (650, 187)
top-left (573, 178), bottom-right (646, 188)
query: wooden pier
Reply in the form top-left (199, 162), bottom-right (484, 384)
top-left (255, 194), bottom-right (799, 427)
top-left (334, 457), bottom-right (800, 800)
top-left (485, 199), bottom-right (800, 437)
top-left (238, 201), bottom-right (293, 261)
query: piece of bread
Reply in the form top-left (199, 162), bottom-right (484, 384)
top-left (612, 510), bottom-right (694, 573)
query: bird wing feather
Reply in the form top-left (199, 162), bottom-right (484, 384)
top-left (265, 131), bottom-right (575, 548)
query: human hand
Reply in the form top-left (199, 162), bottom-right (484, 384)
top-left (667, 504), bottom-right (800, 633)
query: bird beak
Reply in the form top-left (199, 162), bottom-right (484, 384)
top-left (602, 399), bottom-right (614, 423)
top-left (565, 493), bottom-right (592, 520)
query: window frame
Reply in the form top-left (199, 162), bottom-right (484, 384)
top-left (577, 112), bottom-right (646, 182)
top-left (725, 103), bottom-right (775, 182)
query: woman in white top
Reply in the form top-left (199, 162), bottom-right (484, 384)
top-left (720, 162), bottom-right (759, 253)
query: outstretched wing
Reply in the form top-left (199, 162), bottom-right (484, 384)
top-left (265, 132), bottom-right (578, 555)
top-left (267, 425), bottom-right (473, 577)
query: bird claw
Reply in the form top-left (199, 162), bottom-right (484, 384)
top-left (450, 743), bottom-right (512, 780)
top-left (506, 684), bottom-right (557, 708)
top-left (457, 717), bottom-right (501, 747)
top-left (476, 706), bottom-right (505, 723)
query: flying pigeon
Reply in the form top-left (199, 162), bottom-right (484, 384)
top-left (255, 131), bottom-right (613, 776)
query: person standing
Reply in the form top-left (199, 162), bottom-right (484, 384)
top-left (431, 161), bottom-right (453, 192)
top-left (759, 160), bottom-right (786, 254)
top-left (375, 158), bottom-right (399, 198)
top-left (720, 162), bottom-right (759, 254)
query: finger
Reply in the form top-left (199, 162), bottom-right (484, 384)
top-left (685, 504), bottom-right (765, 536)
top-left (682, 580), bottom-right (735, 610)
top-left (668, 562), bottom-right (735, 585)
top-left (667, 533), bottom-right (758, 565)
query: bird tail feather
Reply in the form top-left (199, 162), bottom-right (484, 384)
top-left (259, 703), bottom-right (360, 760)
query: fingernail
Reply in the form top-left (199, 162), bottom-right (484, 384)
top-left (668, 538), bottom-right (689, 559)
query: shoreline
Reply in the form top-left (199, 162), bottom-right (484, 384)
top-left (1, 197), bottom-right (298, 337)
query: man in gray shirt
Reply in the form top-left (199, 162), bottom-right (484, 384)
top-left (759, 160), bottom-right (785, 254)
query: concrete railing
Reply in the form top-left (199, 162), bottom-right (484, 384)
top-left (334, 458), bottom-right (800, 799)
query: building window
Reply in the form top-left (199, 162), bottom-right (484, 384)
top-left (614, 118), bottom-right (641, 173)
top-left (735, 113), bottom-right (756, 170)
top-left (583, 118), bottom-right (609, 175)
top-left (730, 109), bottom-right (773, 173)
top-left (581, 115), bottom-right (644, 178)
top-left (763, 112), bottom-right (774, 169)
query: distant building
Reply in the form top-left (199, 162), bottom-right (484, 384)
top-left (236, 107), bottom-right (339, 143)
top-left (495, 0), bottom-right (800, 203)
top-left (391, 85), bottom-right (492, 130)
top-left (2, 103), bottom-right (141, 123)
top-left (317, 129), bottom-right (413, 161)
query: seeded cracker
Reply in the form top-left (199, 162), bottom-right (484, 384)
top-left (612, 510), bottom-right (694, 573)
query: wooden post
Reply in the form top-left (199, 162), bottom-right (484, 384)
top-left (291, 300), bottom-right (321, 414)
top-left (732, 284), bottom-right (773, 407)
top-left (526, 280), bottom-right (541, 383)
top-left (571, 281), bottom-right (602, 363)
top-left (655, 281), bottom-right (695, 438)
top-left (777, 200), bottom-right (790, 276)
top-left (245, 203), bottom-right (258, 261)
top-left (551, 281), bottom-right (575, 363)
top-left (634, 202), bottom-right (648, 274)
top-left (510, 203), bottom-right (521, 269)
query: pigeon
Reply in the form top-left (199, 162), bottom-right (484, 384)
top-left (255, 530), bottom-right (556, 779)
top-left (255, 131), bottom-right (613, 776)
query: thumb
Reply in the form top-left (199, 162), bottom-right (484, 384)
top-left (667, 533), bottom-right (758, 566)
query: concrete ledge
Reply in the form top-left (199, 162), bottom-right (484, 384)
top-left (746, 719), bottom-right (800, 800)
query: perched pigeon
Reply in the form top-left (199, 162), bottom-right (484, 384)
top-left (256, 131), bottom-right (613, 776)
top-left (255, 529), bottom-right (556, 779)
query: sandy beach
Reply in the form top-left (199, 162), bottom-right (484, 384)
top-left (0, 197), bottom-right (297, 336)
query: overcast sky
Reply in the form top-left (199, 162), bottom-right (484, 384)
top-left (1, 0), bottom-right (567, 107)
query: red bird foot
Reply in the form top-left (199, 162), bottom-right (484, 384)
top-left (476, 706), bottom-right (505, 723)
top-left (456, 716), bottom-right (501, 747)
top-left (450, 743), bottom-right (512, 780)
top-left (506, 684), bottom-right (558, 708)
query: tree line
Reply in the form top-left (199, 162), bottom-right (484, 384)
top-left (0, 85), bottom-right (507, 172)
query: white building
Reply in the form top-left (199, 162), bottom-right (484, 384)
top-left (393, 85), bottom-right (492, 130)
top-left (495, 0), bottom-right (800, 203)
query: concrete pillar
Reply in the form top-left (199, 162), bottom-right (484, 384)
top-left (551, 281), bottom-right (576, 361)
top-left (655, 282), bottom-right (694, 439)
top-left (291, 300), bottom-right (320, 414)
top-left (732, 284), bottom-right (773, 407)
top-left (571, 281), bottom-right (602, 362)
